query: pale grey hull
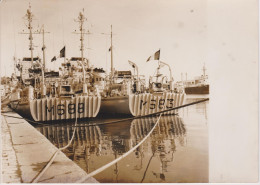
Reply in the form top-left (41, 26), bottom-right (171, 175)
top-left (99, 93), bottom-right (186, 116)
top-left (10, 96), bottom-right (101, 122)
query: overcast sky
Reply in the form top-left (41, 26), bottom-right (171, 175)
top-left (0, 0), bottom-right (206, 81)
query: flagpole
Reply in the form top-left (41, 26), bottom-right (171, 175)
top-left (158, 48), bottom-right (160, 68)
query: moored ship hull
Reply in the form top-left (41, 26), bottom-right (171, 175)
top-left (10, 96), bottom-right (101, 121)
top-left (99, 96), bottom-right (131, 115)
top-left (184, 85), bottom-right (209, 94)
top-left (9, 101), bottom-right (31, 118)
top-left (99, 93), bottom-right (185, 116)
top-left (129, 92), bottom-right (185, 116)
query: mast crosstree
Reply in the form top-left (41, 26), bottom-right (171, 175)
top-left (73, 9), bottom-right (91, 68)
top-left (21, 4), bottom-right (34, 64)
top-left (73, 10), bottom-right (91, 92)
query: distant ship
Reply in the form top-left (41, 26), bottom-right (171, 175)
top-left (183, 64), bottom-right (209, 94)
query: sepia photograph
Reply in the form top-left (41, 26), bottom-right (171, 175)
top-left (0, 0), bottom-right (258, 183)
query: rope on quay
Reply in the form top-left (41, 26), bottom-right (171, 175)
top-left (30, 99), bottom-right (79, 183)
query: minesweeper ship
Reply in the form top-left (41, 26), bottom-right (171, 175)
top-left (9, 7), bottom-right (101, 121)
top-left (99, 26), bottom-right (185, 116)
top-left (8, 7), bottom-right (185, 121)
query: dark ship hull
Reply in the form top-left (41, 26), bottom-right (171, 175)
top-left (184, 85), bottom-right (209, 94)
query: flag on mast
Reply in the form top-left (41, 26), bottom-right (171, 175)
top-left (51, 56), bottom-right (56, 62)
top-left (60, 46), bottom-right (65, 58)
top-left (146, 49), bottom-right (160, 62)
top-left (159, 61), bottom-right (167, 68)
top-left (128, 60), bottom-right (136, 68)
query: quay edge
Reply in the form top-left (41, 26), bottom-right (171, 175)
top-left (1, 107), bottom-right (98, 183)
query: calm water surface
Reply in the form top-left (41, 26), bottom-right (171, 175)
top-left (34, 95), bottom-right (208, 183)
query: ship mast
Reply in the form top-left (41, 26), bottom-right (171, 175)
top-left (74, 10), bottom-right (88, 94)
top-left (26, 4), bottom-right (34, 64)
top-left (78, 12), bottom-right (86, 67)
top-left (38, 25), bottom-right (50, 72)
top-left (74, 10), bottom-right (88, 82)
top-left (41, 25), bottom-right (47, 72)
top-left (110, 25), bottom-right (114, 81)
top-left (39, 25), bottom-right (49, 88)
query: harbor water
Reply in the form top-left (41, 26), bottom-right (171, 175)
top-left (33, 95), bottom-right (209, 183)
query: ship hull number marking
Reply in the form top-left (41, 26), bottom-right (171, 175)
top-left (45, 103), bottom-right (85, 116)
top-left (45, 98), bottom-right (175, 116)
top-left (140, 98), bottom-right (174, 110)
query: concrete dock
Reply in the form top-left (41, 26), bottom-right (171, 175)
top-left (1, 107), bottom-right (98, 183)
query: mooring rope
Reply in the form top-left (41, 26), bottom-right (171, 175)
top-left (81, 98), bottom-right (209, 127)
top-left (13, 101), bottom-right (21, 110)
top-left (30, 99), bottom-right (79, 183)
top-left (1, 98), bottom-right (209, 183)
top-left (76, 111), bottom-right (164, 183)
top-left (75, 98), bottom-right (210, 183)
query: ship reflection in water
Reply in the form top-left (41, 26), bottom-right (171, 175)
top-left (35, 95), bottom-right (208, 183)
